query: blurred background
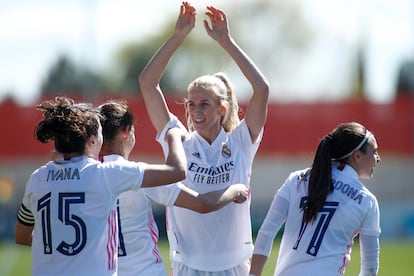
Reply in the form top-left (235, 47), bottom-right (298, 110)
top-left (1, 0), bottom-right (413, 246)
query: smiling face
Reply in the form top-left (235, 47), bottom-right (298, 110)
top-left (353, 135), bottom-right (381, 179)
top-left (186, 86), bottom-right (226, 144)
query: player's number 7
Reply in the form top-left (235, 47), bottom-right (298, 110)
top-left (293, 197), bottom-right (339, 256)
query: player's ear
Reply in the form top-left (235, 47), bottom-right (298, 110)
top-left (351, 150), bottom-right (362, 163)
top-left (219, 104), bottom-right (227, 116)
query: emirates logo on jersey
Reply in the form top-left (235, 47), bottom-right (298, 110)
top-left (221, 144), bottom-right (231, 158)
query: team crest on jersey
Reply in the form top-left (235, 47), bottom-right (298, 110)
top-left (221, 144), bottom-right (231, 158)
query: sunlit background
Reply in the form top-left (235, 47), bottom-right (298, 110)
top-left (1, 0), bottom-right (414, 104)
top-left (0, 0), bottom-right (413, 272)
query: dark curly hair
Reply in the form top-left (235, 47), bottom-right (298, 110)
top-left (35, 96), bottom-right (101, 154)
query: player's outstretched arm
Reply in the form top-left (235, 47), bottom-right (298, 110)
top-left (138, 1), bottom-right (196, 134)
top-left (174, 183), bottom-right (249, 213)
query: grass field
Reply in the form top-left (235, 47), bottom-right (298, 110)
top-left (1, 239), bottom-right (413, 275)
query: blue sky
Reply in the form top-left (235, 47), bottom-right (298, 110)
top-left (0, 0), bottom-right (413, 105)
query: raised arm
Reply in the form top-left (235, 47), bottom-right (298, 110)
top-left (138, 1), bottom-right (196, 134)
top-left (204, 6), bottom-right (269, 142)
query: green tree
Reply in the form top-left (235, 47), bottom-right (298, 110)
top-left (39, 0), bottom-right (313, 101)
top-left (40, 55), bottom-right (105, 99)
top-left (112, 0), bottom-right (312, 98)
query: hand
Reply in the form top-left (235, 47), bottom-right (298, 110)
top-left (203, 6), bottom-right (230, 44)
top-left (175, 1), bottom-right (196, 36)
top-left (230, 184), bottom-right (249, 204)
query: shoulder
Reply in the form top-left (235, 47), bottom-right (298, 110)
top-left (157, 114), bottom-right (188, 140)
top-left (230, 119), bottom-right (248, 136)
top-left (287, 168), bottom-right (311, 183)
top-left (100, 158), bottom-right (145, 168)
top-left (229, 119), bottom-right (262, 147)
top-left (278, 168), bottom-right (310, 198)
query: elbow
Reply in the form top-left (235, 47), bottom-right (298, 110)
top-left (138, 71), bottom-right (156, 92)
top-left (174, 167), bottom-right (186, 183)
top-left (176, 159), bottom-right (187, 181)
top-left (137, 73), bottom-right (148, 92)
top-left (254, 79), bottom-right (270, 99)
top-left (261, 81), bottom-right (270, 99)
top-left (178, 168), bottom-right (187, 181)
top-left (137, 72), bottom-right (146, 87)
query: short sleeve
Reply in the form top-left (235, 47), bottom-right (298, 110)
top-left (143, 183), bottom-right (182, 206)
top-left (233, 119), bottom-right (262, 150)
top-left (102, 161), bottom-right (147, 196)
top-left (156, 114), bottom-right (188, 157)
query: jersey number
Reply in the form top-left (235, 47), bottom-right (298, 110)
top-left (37, 192), bottom-right (87, 255)
top-left (293, 197), bottom-right (339, 256)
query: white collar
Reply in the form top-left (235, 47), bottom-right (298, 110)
top-left (102, 154), bottom-right (125, 162)
top-left (333, 161), bottom-right (359, 181)
top-left (194, 127), bottom-right (227, 148)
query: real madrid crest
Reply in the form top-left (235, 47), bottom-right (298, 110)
top-left (221, 143), bottom-right (231, 158)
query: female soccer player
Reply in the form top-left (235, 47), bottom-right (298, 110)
top-left (14, 96), bottom-right (186, 275)
top-left (98, 99), bottom-right (248, 275)
top-left (250, 122), bottom-right (381, 276)
top-left (139, 2), bottom-right (269, 275)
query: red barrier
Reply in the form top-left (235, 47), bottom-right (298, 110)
top-left (1, 95), bottom-right (412, 160)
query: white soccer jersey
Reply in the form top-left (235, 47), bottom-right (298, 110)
top-left (254, 163), bottom-right (381, 276)
top-left (157, 115), bottom-right (262, 271)
top-left (102, 155), bottom-right (181, 276)
top-left (17, 155), bottom-right (146, 276)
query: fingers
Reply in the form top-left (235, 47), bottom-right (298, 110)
top-left (183, 1), bottom-right (196, 15)
top-left (206, 6), bottom-right (226, 21)
top-left (232, 185), bottom-right (249, 204)
top-left (233, 191), bottom-right (248, 204)
top-left (180, 1), bottom-right (196, 18)
top-left (181, 3), bottom-right (225, 21)
top-left (203, 19), bottom-right (212, 34)
top-left (176, 1), bottom-right (196, 33)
